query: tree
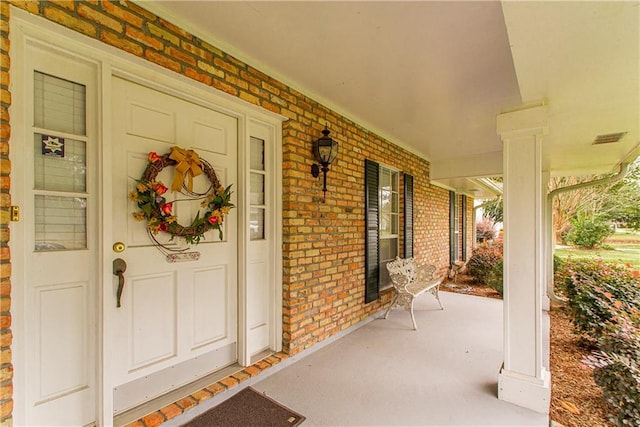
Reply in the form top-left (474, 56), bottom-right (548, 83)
top-left (478, 159), bottom-right (639, 244)
top-left (482, 197), bottom-right (503, 223)
top-left (481, 177), bottom-right (609, 244)
top-left (550, 175), bottom-right (610, 244)
top-left (600, 159), bottom-right (640, 231)
top-left (549, 159), bottom-right (639, 243)
top-left (476, 216), bottom-right (496, 242)
top-left (479, 177), bottom-right (503, 224)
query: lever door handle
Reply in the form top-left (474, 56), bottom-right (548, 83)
top-left (113, 258), bottom-right (127, 308)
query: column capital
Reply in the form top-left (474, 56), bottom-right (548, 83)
top-left (497, 104), bottom-right (549, 139)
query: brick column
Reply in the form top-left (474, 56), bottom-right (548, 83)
top-left (496, 104), bottom-right (551, 414)
top-left (0, 1), bottom-right (13, 424)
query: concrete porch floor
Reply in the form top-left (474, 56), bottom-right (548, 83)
top-left (168, 291), bottom-right (549, 427)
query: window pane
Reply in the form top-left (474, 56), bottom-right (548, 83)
top-left (34, 133), bottom-right (86, 192)
top-left (250, 137), bottom-right (265, 171)
top-left (380, 189), bottom-right (391, 213)
top-left (250, 172), bottom-right (265, 205)
top-left (379, 165), bottom-right (399, 236)
top-left (250, 207), bottom-right (265, 240)
top-left (380, 213), bottom-right (392, 235)
top-left (380, 238), bottom-right (390, 260)
top-left (380, 237), bottom-right (398, 261)
top-left (391, 213), bottom-right (399, 235)
top-left (392, 192), bottom-right (398, 214)
top-left (35, 195), bottom-right (87, 251)
top-left (380, 261), bottom-right (391, 287)
top-left (34, 71), bottom-right (86, 135)
top-left (380, 168), bottom-right (391, 192)
top-left (379, 237), bottom-right (398, 287)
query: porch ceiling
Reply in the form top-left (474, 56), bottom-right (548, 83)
top-left (144, 1), bottom-right (639, 198)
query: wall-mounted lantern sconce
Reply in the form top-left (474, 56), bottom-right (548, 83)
top-left (311, 126), bottom-right (339, 202)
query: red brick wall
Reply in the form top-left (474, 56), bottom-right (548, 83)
top-left (0, 1), bottom-right (14, 424)
top-left (1, 1), bottom-right (462, 423)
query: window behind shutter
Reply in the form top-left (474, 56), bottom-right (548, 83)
top-left (364, 159), bottom-right (380, 303)
top-left (403, 173), bottom-right (414, 258)
top-left (449, 190), bottom-right (457, 265)
top-left (461, 195), bottom-right (467, 261)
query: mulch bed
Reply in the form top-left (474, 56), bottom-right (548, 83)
top-left (549, 307), bottom-right (612, 426)
top-left (441, 273), bottom-right (502, 299)
top-left (442, 274), bottom-right (613, 426)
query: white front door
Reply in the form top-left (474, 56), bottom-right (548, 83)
top-left (15, 47), bottom-right (99, 426)
top-left (110, 77), bottom-right (238, 413)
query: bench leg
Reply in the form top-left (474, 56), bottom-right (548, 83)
top-left (409, 298), bottom-right (418, 330)
top-left (384, 293), bottom-right (398, 319)
top-left (432, 286), bottom-right (444, 310)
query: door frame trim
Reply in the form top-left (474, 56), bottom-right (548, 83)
top-left (9, 7), bottom-right (284, 425)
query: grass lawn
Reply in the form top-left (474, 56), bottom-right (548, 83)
top-left (555, 229), bottom-right (640, 268)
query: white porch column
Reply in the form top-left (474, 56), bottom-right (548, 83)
top-left (496, 104), bottom-right (550, 414)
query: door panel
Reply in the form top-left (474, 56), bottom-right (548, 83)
top-left (248, 260), bottom-right (269, 351)
top-left (111, 77), bottom-right (238, 413)
top-left (129, 273), bottom-right (177, 370)
top-left (192, 265), bottom-right (229, 348)
top-left (126, 101), bottom-right (175, 142)
top-left (36, 282), bottom-right (89, 399)
top-left (192, 120), bottom-right (228, 154)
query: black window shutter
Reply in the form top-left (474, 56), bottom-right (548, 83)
top-left (403, 173), bottom-right (414, 258)
top-left (449, 191), bottom-right (456, 265)
top-left (364, 159), bottom-right (380, 303)
top-left (461, 195), bottom-right (467, 261)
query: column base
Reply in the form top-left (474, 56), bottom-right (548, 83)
top-left (498, 366), bottom-right (550, 414)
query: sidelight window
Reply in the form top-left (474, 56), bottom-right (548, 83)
top-left (33, 71), bottom-right (88, 251)
top-left (250, 136), bottom-right (266, 240)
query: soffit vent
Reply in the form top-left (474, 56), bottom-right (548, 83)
top-left (592, 132), bottom-right (627, 145)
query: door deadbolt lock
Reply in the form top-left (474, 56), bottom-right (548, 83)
top-left (112, 242), bottom-right (126, 253)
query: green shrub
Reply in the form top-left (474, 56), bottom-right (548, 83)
top-left (467, 243), bottom-right (503, 285)
top-left (561, 260), bottom-right (640, 424)
top-left (553, 254), bottom-right (565, 274)
top-left (582, 301), bottom-right (640, 426)
top-left (485, 260), bottom-right (503, 296)
top-left (557, 258), bottom-right (640, 339)
top-left (554, 256), bottom-right (580, 298)
top-left (565, 214), bottom-right (614, 249)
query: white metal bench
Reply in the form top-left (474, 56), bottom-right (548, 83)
top-left (384, 257), bottom-right (445, 330)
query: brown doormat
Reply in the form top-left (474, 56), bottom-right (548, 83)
top-left (182, 387), bottom-right (305, 427)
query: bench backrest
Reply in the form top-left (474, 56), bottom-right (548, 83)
top-left (386, 257), bottom-right (417, 283)
top-left (386, 257), bottom-right (438, 287)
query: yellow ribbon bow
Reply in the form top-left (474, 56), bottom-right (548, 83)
top-left (169, 146), bottom-right (203, 192)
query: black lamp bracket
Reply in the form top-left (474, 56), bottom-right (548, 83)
top-left (311, 163), bottom-right (321, 178)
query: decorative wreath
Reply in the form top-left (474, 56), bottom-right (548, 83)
top-left (129, 146), bottom-right (234, 247)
